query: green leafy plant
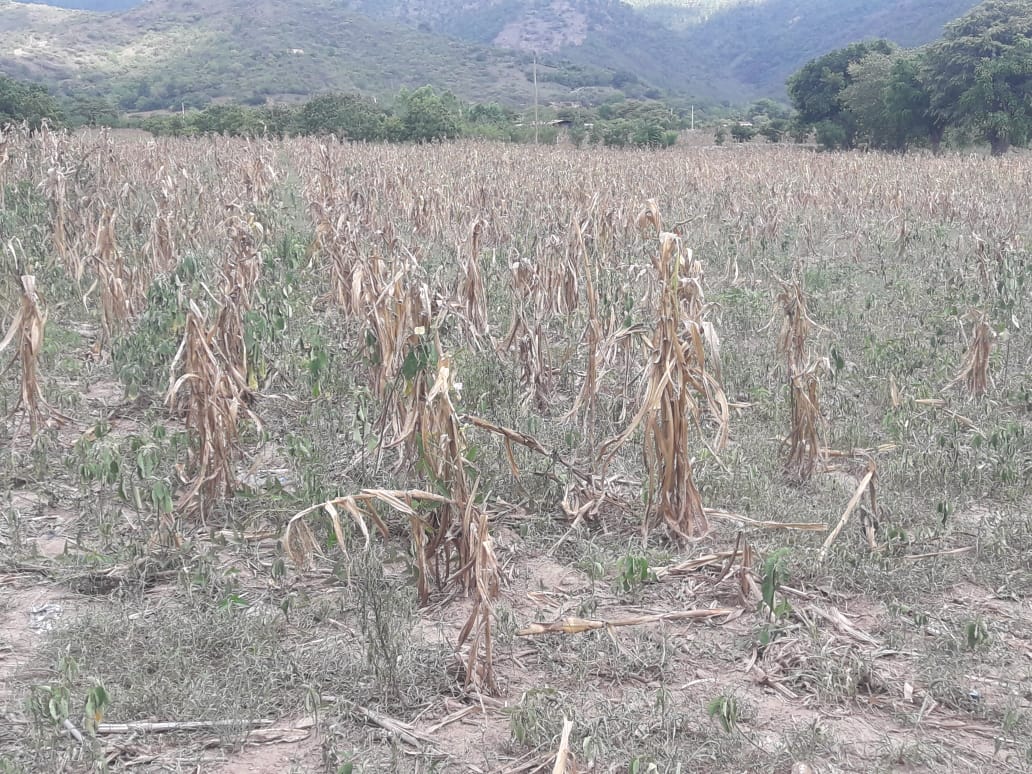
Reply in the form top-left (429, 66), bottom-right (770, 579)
top-left (629, 756), bottom-right (659, 774)
top-left (614, 554), bottom-right (657, 594)
top-left (963, 617), bottom-right (990, 650)
top-left (707, 693), bottom-right (741, 734)
top-left (760, 548), bottom-right (792, 619)
top-left (353, 548), bottom-right (417, 700)
top-left (506, 687), bottom-right (569, 748)
top-left (83, 682), bottom-right (110, 736)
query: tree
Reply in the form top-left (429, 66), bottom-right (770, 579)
top-left (924, 0), bottom-right (1032, 155)
top-left (882, 53), bottom-right (946, 152)
top-left (396, 86), bottom-right (461, 143)
top-left (748, 98), bottom-right (791, 122)
top-left (632, 120), bottom-right (665, 148)
top-left (192, 104), bottom-right (257, 136)
top-left (730, 123), bottom-right (757, 143)
top-left (600, 119), bottom-right (633, 147)
top-left (296, 93), bottom-right (389, 142)
top-left (787, 39), bottom-right (895, 149)
top-left (0, 75), bottom-right (63, 129)
top-left (814, 120), bottom-right (848, 150)
top-left (839, 49), bottom-right (942, 152)
top-left (841, 50), bottom-right (901, 148)
top-left (759, 118), bottom-right (789, 143)
top-left (62, 95), bottom-right (120, 128)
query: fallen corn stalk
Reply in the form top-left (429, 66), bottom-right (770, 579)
top-left (461, 413), bottom-right (592, 483)
top-left (283, 488), bottom-right (452, 565)
top-left (517, 608), bottom-right (738, 636)
top-left (97, 719), bottom-right (274, 735)
top-left (817, 462), bottom-right (877, 562)
top-left (552, 718), bottom-right (575, 774)
top-left (705, 509), bottom-right (827, 532)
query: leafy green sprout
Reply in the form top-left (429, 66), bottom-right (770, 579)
top-left (614, 554), bottom-right (657, 594)
top-left (707, 693), bottom-right (741, 734)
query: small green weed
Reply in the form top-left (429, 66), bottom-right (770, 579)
top-left (707, 692), bottom-right (741, 734)
top-left (614, 554), bottom-right (656, 594)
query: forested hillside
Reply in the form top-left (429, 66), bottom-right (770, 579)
top-left (4, 0), bottom-right (981, 106)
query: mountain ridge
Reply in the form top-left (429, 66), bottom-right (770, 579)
top-left (2, 0), bottom-right (982, 109)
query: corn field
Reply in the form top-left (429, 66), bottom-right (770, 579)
top-left (1, 127), bottom-right (1031, 771)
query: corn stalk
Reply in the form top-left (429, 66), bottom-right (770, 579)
top-left (166, 301), bottom-right (256, 523)
top-left (0, 275), bottom-right (49, 435)
top-left (777, 280), bottom-right (825, 483)
top-left (600, 232), bottom-right (727, 541)
top-left (782, 360), bottom-right (827, 484)
top-left (951, 310), bottom-right (993, 397)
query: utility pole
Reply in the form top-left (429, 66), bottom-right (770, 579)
top-left (533, 51), bottom-right (540, 145)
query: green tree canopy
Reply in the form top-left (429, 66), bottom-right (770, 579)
top-left (882, 54), bottom-right (946, 151)
top-left (787, 39), bottom-right (896, 148)
top-left (395, 86), bottom-right (461, 143)
top-left (0, 75), bottom-right (63, 129)
top-left (839, 49), bottom-right (942, 152)
top-left (923, 0), bottom-right (1032, 155)
top-left (296, 93), bottom-right (390, 142)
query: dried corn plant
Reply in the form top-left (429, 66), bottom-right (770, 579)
top-left (88, 205), bottom-right (134, 341)
top-left (455, 219), bottom-right (489, 346)
top-left (457, 497), bottom-right (499, 693)
top-left (395, 353), bottom-right (499, 689)
top-left (364, 262), bottom-right (430, 401)
top-left (776, 279), bottom-right (816, 376)
top-left (290, 353), bottom-right (501, 691)
top-left (0, 274), bottom-right (49, 435)
top-left (166, 301), bottom-right (256, 522)
top-left (776, 280), bottom-right (826, 483)
top-left (950, 310), bottom-right (994, 397)
top-left (242, 140), bottom-right (277, 207)
top-left (601, 232), bottom-right (728, 541)
top-left (500, 255), bottom-right (554, 410)
top-left (41, 161), bottom-right (75, 278)
top-left (325, 221), bottom-right (364, 314)
top-left (215, 211), bottom-right (264, 387)
top-left (563, 217), bottom-right (604, 437)
top-left (636, 197), bottom-right (663, 234)
top-left (782, 359), bottom-right (827, 484)
top-left (0, 128), bottom-right (9, 210)
top-left (283, 487), bottom-right (444, 564)
top-left (670, 242), bottom-right (729, 452)
top-left (145, 174), bottom-right (178, 274)
top-left (393, 355), bottom-right (473, 590)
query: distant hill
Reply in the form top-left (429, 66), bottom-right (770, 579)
top-left (671, 0), bottom-right (981, 95)
top-left (323, 0), bottom-right (981, 98)
top-left (3, 0), bottom-right (981, 108)
top-left (619, 0), bottom-right (760, 29)
top-left (16, 0), bottom-right (137, 9)
top-left (0, 0), bottom-right (588, 110)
